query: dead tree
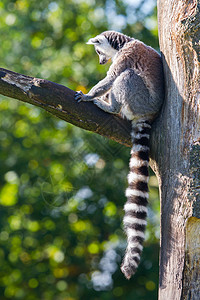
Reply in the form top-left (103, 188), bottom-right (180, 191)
top-left (153, 0), bottom-right (200, 299)
top-left (0, 1), bottom-right (199, 298)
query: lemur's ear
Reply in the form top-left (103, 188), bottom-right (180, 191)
top-left (86, 35), bottom-right (106, 45)
top-left (86, 37), bottom-right (100, 45)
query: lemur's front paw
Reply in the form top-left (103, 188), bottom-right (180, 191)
top-left (74, 91), bottom-right (84, 103)
top-left (75, 91), bottom-right (93, 103)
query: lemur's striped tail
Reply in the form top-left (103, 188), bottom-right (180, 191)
top-left (121, 120), bottom-right (151, 279)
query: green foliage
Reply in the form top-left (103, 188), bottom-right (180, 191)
top-left (0, 1), bottom-right (160, 299)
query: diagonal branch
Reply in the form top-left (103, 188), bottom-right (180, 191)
top-left (0, 67), bottom-right (132, 147)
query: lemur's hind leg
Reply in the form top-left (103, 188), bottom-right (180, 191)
top-left (93, 91), bottom-right (121, 114)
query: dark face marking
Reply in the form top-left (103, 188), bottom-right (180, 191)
top-left (95, 49), bottom-right (101, 55)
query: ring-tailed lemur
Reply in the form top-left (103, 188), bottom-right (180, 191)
top-left (75, 31), bottom-right (164, 279)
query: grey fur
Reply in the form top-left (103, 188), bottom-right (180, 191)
top-left (75, 31), bottom-right (164, 121)
top-left (75, 31), bottom-right (164, 279)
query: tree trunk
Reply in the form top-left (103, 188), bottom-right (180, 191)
top-left (151, 1), bottom-right (200, 299)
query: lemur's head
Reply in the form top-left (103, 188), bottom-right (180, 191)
top-left (87, 31), bottom-right (132, 65)
top-left (87, 32), bottom-right (118, 65)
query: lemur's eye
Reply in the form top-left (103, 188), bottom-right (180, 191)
top-left (96, 50), bottom-right (101, 55)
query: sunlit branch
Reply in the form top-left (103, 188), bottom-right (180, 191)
top-left (0, 67), bottom-right (132, 147)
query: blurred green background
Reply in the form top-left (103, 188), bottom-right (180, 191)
top-left (0, 0), bottom-right (160, 299)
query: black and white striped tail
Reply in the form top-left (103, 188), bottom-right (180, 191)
top-left (121, 120), bottom-right (151, 279)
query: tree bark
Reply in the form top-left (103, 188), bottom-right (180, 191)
top-left (152, 0), bottom-right (200, 299)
